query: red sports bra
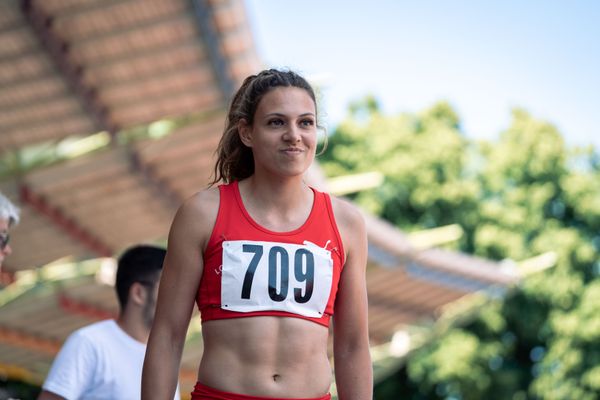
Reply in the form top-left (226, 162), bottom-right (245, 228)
top-left (196, 181), bottom-right (345, 328)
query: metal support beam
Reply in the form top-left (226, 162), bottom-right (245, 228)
top-left (19, 184), bottom-right (113, 257)
top-left (20, 0), bottom-right (119, 136)
top-left (191, 0), bottom-right (236, 98)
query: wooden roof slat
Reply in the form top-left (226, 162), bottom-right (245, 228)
top-left (367, 266), bottom-right (468, 311)
top-left (10, 243), bottom-right (87, 268)
top-left (5, 298), bottom-right (63, 328)
top-left (32, 314), bottom-right (85, 338)
top-left (78, 205), bottom-right (171, 233)
top-left (25, 148), bottom-right (130, 193)
top-left (47, 175), bottom-right (145, 204)
top-left (211, 0), bottom-right (246, 32)
top-left (0, 76), bottom-right (67, 109)
top-left (37, 0), bottom-right (125, 17)
top-left (36, 0), bottom-right (106, 15)
top-left (37, 316), bottom-right (94, 342)
top-left (135, 115), bottom-right (224, 162)
top-left (99, 225), bottom-right (168, 245)
top-left (153, 167), bottom-right (210, 193)
top-left (0, 25), bottom-right (39, 59)
top-left (20, 184), bottom-right (114, 258)
top-left (99, 65), bottom-right (214, 107)
top-left (219, 27), bottom-right (254, 57)
top-left (0, 345), bottom-right (44, 366)
top-left (142, 131), bottom-right (221, 162)
top-left (0, 53), bottom-right (55, 85)
top-left (16, 226), bottom-right (79, 248)
top-left (23, 308), bottom-right (76, 332)
top-left (69, 15), bottom-right (199, 65)
top-left (0, 325), bottom-right (62, 356)
top-left (64, 284), bottom-right (116, 309)
top-left (2, 115), bottom-right (95, 147)
top-left (0, 0), bottom-right (23, 29)
top-left (100, 227), bottom-right (167, 250)
top-left (170, 173), bottom-right (214, 199)
top-left (148, 146), bottom-right (217, 177)
top-left (52, 0), bottom-right (190, 39)
top-left (110, 86), bottom-right (222, 127)
top-left (68, 187), bottom-right (167, 216)
top-left (13, 209), bottom-right (74, 232)
top-left (87, 209), bottom-right (170, 234)
top-left (86, 44), bottom-right (207, 88)
top-left (57, 1), bottom-right (192, 45)
top-left (415, 248), bottom-right (514, 285)
top-left (72, 197), bottom-right (169, 223)
top-left (150, 151), bottom-right (214, 181)
top-left (228, 53), bottom-right (262, 82)
top-left (0, 96), bottom-right (84, 130)
top-left (82, 40), bottom-right (206, 83)
top-left (8, 229), bottom-right (90, 270)
top-left (56, 292), bottom-right (115, 321)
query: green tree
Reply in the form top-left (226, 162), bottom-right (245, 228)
top-left (321, 99), bottom-right (600, 399)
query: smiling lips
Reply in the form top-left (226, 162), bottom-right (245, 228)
top-left (281, 147), bottom-right (304, 155)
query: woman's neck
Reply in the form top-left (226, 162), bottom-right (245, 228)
top-left (238, 175), bottom-right (314, 232)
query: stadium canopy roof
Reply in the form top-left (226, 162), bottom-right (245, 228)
top-left (0, 0), bottom-right (520, 393)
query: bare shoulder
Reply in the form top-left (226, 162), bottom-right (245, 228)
top-left (171, 186), bottom-right (220, 248)
top-left (330, 195), bottom-right (365, 231)
top-left (329, 195), bottom-right (366, 251)
top-left (182, 186), bottom-right (220, 217)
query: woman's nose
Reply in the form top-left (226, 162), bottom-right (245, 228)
top-left (283, 125), bottom-right (301, 142)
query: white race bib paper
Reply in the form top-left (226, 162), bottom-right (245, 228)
top-left (221, 240), bottom-right (334, 318)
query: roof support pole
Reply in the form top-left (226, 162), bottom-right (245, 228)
top-left (191, 0), bottom-right (236, 98)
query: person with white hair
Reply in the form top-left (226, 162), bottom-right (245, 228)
top-left (0, 191), bottom-right (20, 270)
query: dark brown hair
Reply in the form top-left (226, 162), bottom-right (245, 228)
top-left (210, 69), bottom-right (318, 185)
top-left (115, 245), bottom-right (166, 311)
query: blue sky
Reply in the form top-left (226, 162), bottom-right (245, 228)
top-left (245, 1), bottom-right (599, 149)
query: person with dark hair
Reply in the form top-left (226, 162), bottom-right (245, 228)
top-left (39, 245), bottom-right (180, 400)
top-left (0, 191), bottom-right (20, 270)
top-left (143, 69), bottom-right (372, 399)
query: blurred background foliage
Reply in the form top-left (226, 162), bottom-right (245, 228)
top-left (319, 98), bottom-right (600, 400)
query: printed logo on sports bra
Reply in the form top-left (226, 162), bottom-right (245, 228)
top-left (220, 240), bottom-right (334, 318)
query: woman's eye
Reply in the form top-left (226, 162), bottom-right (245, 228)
top-left (268, 119), bottom-right (284, 126)
top-left (300, 119), bottom-right (315, 127)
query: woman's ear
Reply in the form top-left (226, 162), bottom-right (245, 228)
top-left (238, 119), bottom-right (253, 147)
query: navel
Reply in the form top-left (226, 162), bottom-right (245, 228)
top-left (272, 374), bottom-right (281, 382)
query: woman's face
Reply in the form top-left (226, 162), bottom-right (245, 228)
top-left (240, 86), bottom-right (317, 179)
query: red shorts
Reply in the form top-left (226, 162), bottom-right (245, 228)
top-left (190, 382), bottom-right (331, 400)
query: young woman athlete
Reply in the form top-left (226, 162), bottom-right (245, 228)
top-left (142, 69), bottom-right (372, 400)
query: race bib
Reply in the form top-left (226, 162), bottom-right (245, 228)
top-left (221, 240), bottom-right (334, 318)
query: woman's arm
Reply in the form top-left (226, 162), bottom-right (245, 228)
top-left (142, 190), bottom-right (217, 399)
top-left (332, 198), bottom-right (373, 400)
